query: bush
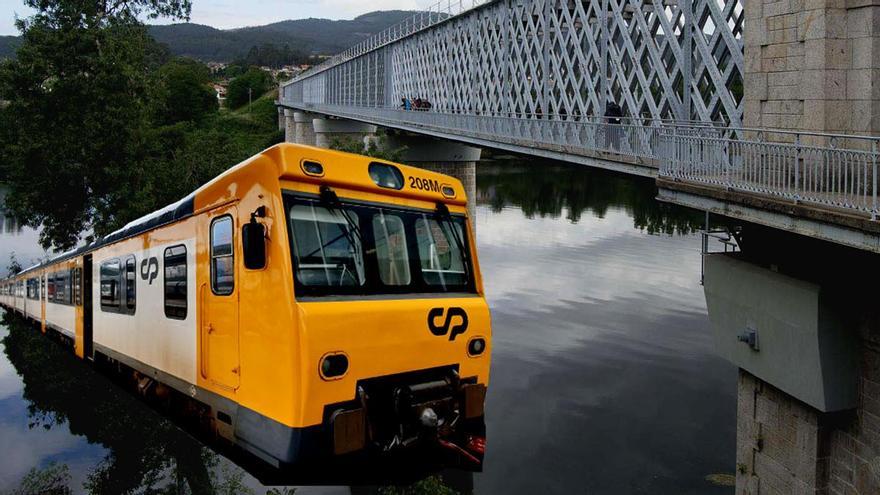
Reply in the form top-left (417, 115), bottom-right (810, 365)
top-left (226, 68), bottom-right (272, 109)
top-left (151, 58), bottom-right (217, 124)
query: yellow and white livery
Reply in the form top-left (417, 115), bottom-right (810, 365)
top-left (0, 143), bottom-right (491, 466)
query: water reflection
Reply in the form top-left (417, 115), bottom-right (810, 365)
top-left (477, 161), bottom-right (704, 235)
top-left (473, 160), bottom-right (736, 494)
top-left (0, 313), bottom-right (474, 494)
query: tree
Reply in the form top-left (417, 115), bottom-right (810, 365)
top-left (0, 0), bottom-right (191, 249)
top-left (151, 57), bottom-right (217, 124)
top-left (6, 252), bottom-right (22, 276)
top-left (225, 67), bottom-right (272, 109)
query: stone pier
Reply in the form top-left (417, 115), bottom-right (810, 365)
top-left (743, 0), bottom-right (880, 142)
top-left (387, 135), bottom-right (481, 223)
top-left (721, 0), bottom-right (880, 491)
top-left (705, 235), bottom-right (880, 494)
top-left (283, 110), bottom-right (319, 146)
top-left (312, 117), bottom-right (377, 149)
top-left (293, 111), bottom-right (318, 146)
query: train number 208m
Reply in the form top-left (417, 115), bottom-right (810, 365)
top-left (409, 176), bottom-right (441, 193)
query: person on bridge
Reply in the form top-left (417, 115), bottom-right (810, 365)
top-left (605, 101), bottom-right (623, 125)
top-left (604, 101), bottom-right (624, 150)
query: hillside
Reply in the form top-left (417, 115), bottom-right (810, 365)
top-left (0, 10), bottom-right (417, 61)
top-left (0, 36), bottom-right (19, 59)
top-left (147, 10), bottom-right (417, 62)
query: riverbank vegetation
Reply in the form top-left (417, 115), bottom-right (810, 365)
top-left (0, 0), bottom-right (283, 250)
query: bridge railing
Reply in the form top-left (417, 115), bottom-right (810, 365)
top-left (292, 103), bottom-right (727, 167)
top-left (660, 130), bottom-right (880, 219)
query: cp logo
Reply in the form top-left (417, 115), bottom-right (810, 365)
top-left (140, 257), bottom-right (159, 285)
top-left (427, 307), bottom-right (469, 341)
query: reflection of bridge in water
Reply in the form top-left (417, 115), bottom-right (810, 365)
top-left (279, 0), bottom-right (880, 492)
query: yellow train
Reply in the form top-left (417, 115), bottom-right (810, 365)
top-left (0, 143), bottom-right (491, 467)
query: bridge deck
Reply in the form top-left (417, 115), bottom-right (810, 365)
top-left (284, 103), bottom-right (661, 178)
top-left (658, 177), bottom-right (880, 253)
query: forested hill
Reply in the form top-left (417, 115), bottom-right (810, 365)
top-left (0, 10), bottom-right (417, 61)
top-left (148, 10), bottom-right (417, 61)
top-left (0, 36), bottom-right (20, 59)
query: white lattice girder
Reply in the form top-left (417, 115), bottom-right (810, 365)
top-left (284, 0), bottom-right (743, 125)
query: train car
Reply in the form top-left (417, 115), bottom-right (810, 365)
top-left (0, 143), bottom-right (491, 467)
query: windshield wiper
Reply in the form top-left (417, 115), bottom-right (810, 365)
top-left (435, 202), bottom-right (469, 263)
top-left (320, 185), bottom-right (363, 247)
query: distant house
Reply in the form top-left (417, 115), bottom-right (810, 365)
top-left (213, 83), bottom-right (228, 105)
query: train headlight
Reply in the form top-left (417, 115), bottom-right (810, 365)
top-left (467, 337), bottom-right (486, 357)
top-left (320, 353), bottom-right (349, 380)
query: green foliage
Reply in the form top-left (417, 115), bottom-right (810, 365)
top-left (0, 0), bottom-right (284, 250)
top-left (150, 57), bottom-right (217, 124)
top-left (478, 162), bottom-right (705, 235)
top-left (0, 0), bottom-right (191, 249)
top-left (226, 68), bottom-right (273, 109)
top-left (19, 0), bottom-right (192, 26)
top-left (237, 43), bottom-right (309, 69)
top-left (6, 252), bottom-right (22, 276)
top-left (218, 63), bottom-right (246, 79)
top-left (4, 462), bottom-right (72, 495)
top-left (329, 133), bottom-right (407, 163)
top-left (377, 476), bottom-right (459, 495)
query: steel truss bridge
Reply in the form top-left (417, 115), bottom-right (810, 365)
top-left (282, 0), bottom-right (744, 125)
top-left (279, 0), bottom-right (880, 252)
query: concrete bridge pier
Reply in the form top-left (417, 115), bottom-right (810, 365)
top-left (387, 135), bottom-right (481, 224)
top-left (284, 110), bottom-right (319, 146)
top-left (277, 107), bottom-right (285, 131)
top-left (312, 117), bottom-right (377, 149)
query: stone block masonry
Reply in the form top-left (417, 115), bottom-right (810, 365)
top-left (743, 0), bottom-right (880, 139)
top-left (736, 310), bottom-right (880, 494)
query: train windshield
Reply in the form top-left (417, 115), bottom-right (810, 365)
top-left (284, 194), bottom-right (475, 297)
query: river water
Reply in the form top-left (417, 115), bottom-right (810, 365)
top-left (0, 159), bottom-right (737, 494)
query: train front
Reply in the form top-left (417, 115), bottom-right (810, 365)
top-left (281, 155), bottom-right (491, 466)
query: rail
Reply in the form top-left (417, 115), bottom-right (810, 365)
top-left (289, 103), bottom-right (727, 167)
top-left (660, 132), bottom-right (880, 220)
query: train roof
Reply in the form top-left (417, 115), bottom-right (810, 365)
top-left (7, 143), bottom-right (469, 279)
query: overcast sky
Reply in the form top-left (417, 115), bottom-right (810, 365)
top-left (0, 0), bottom-right (431, 35)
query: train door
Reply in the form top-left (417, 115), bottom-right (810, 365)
top-left (199, 207), bottom-right (240, 390)
top-left (83, 254), bottom-right (93, 360)
top-left (40, 272), bottom-right (46, 333)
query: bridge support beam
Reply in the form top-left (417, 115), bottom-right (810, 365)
top-left (387, 135), bottom-right (481, 224)
top-left (277, 107), bottom-right (285, 131)
top-left (312, 117), bottom-right (377, 149)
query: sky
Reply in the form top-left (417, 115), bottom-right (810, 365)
top-left (0, 0), bottom-right (433, 35)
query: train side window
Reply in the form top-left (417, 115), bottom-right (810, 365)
top-left (164, 245), bottom-right (187, 320)
top-left (124, 256), bottom-right (136, 313)
top-left (47, 273), bottom-right (56, 302)
top-left (100, 259), bottom-right (121, 311)
top-left (210, 216), bottom-right (234, 296)
top-left (55, 270), bottom-right (68, 305)
top-left (371, 212), bottom-right (411, 286)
